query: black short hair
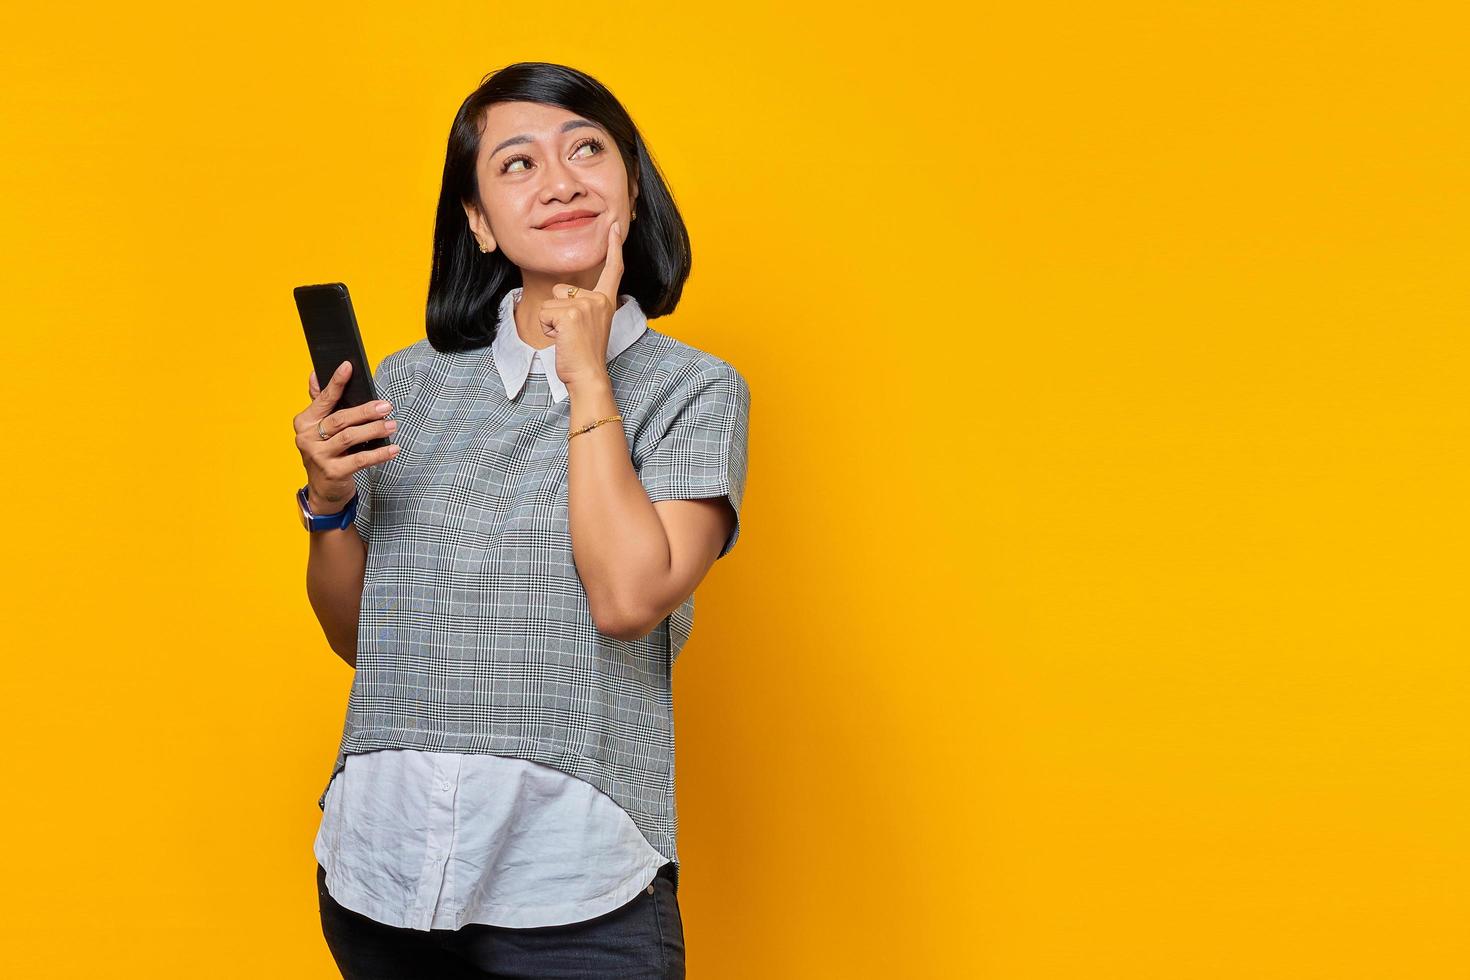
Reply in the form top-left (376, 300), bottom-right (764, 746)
top-left (425, 62), bottom-right (692, 353)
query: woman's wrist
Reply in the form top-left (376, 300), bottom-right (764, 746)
top-left (566, 375), bottom-right (616, 430)
top-left (565, 370), bottom-right (613, 401)
top-left (307, 484), bottom-right (356, 516)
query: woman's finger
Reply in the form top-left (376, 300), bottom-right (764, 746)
top-left (309, 360), bottom-right (352, 418)
top-left (592, 220), bottom-right (625, 301)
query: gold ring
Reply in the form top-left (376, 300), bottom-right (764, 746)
top-left (567, 286), bottom-right (579, 298)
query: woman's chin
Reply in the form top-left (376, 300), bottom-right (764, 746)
top-left (520, 250), bottom-right (605, 279)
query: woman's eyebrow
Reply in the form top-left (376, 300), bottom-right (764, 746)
top-left (488, 119), bottom-right (601, 160)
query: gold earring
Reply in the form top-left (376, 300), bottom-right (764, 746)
top-left (477, 238), bottom-right (491, 253)
top-left (631, 207), bottom-right (637, 220)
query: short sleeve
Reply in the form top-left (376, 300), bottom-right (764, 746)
top-left (636, 361), bottom-right (752, 559)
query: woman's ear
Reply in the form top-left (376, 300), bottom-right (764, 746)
top-left (462, 202), bottom-right (496, 252)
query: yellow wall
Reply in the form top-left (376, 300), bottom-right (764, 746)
top-left (1, 2), bottom-right (1464, 976)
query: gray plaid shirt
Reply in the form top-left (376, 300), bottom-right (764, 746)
top-left (317, 289), bottom-right (751, 876)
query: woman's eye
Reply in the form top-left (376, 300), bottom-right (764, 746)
top-left (499, 137), bottom-right (605, 175)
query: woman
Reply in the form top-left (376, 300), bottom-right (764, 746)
top-left (293, 62), bottom-right (751, 979)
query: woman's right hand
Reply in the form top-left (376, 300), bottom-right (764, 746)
top-left (294, 359), bottom-right (400, 513)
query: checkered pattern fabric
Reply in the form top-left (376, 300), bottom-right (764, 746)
top-left (317, 322), bottom-right (751, 873)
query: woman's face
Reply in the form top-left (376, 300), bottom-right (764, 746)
top-left (463, 101), bottom-right (637, 277)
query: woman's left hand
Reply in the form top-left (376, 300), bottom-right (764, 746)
top-left (539, 219), bottom-right (626, 392)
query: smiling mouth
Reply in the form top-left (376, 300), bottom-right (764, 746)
top-left (539, 213), bottom-right (601, 230)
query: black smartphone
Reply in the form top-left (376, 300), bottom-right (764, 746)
top-left (293, 281), bottom-right (387, 454)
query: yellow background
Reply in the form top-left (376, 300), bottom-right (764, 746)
top-left (1, 1), bottom-right (1465, 977)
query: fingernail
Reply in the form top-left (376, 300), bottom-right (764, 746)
top-left (376, 401), bottom-right (391, 412)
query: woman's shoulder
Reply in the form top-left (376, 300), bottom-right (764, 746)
top-left (376, 338), bottom-right (438, 380)
top-left (636, 325), bottom-right (749, 397)
top-left (368, 339), bottom-right (446, 401)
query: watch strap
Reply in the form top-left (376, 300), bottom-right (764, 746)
top-left (298, 484), bottom-right (359, 532)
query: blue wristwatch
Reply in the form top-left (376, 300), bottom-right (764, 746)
top-left (297, 484), bottom-right (359, 532)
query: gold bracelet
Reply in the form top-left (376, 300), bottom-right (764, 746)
top-left (569, 413), bottom-right (622, 442)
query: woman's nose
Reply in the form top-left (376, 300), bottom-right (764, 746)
top-left (539, 158), bottom-right (584, 199)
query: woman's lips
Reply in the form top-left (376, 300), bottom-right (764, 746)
top-left (539, 214), bottom-right (598, 230)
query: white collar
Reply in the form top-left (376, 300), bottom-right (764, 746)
top-left (491, 286), bottom-right (649, 403)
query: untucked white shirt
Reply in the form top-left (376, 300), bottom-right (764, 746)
top-left (313, 748), bottom-right (667, 930)
top-left (312, 289), bottom-right (668, 931)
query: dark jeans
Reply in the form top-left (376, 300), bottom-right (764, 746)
top-left (316, 862), bottom-right (685, 979)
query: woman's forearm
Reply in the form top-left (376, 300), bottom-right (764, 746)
top-left (565, 376), bottom-right (672, 638)
top-left (305, 524), bottom-right (368, 667)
